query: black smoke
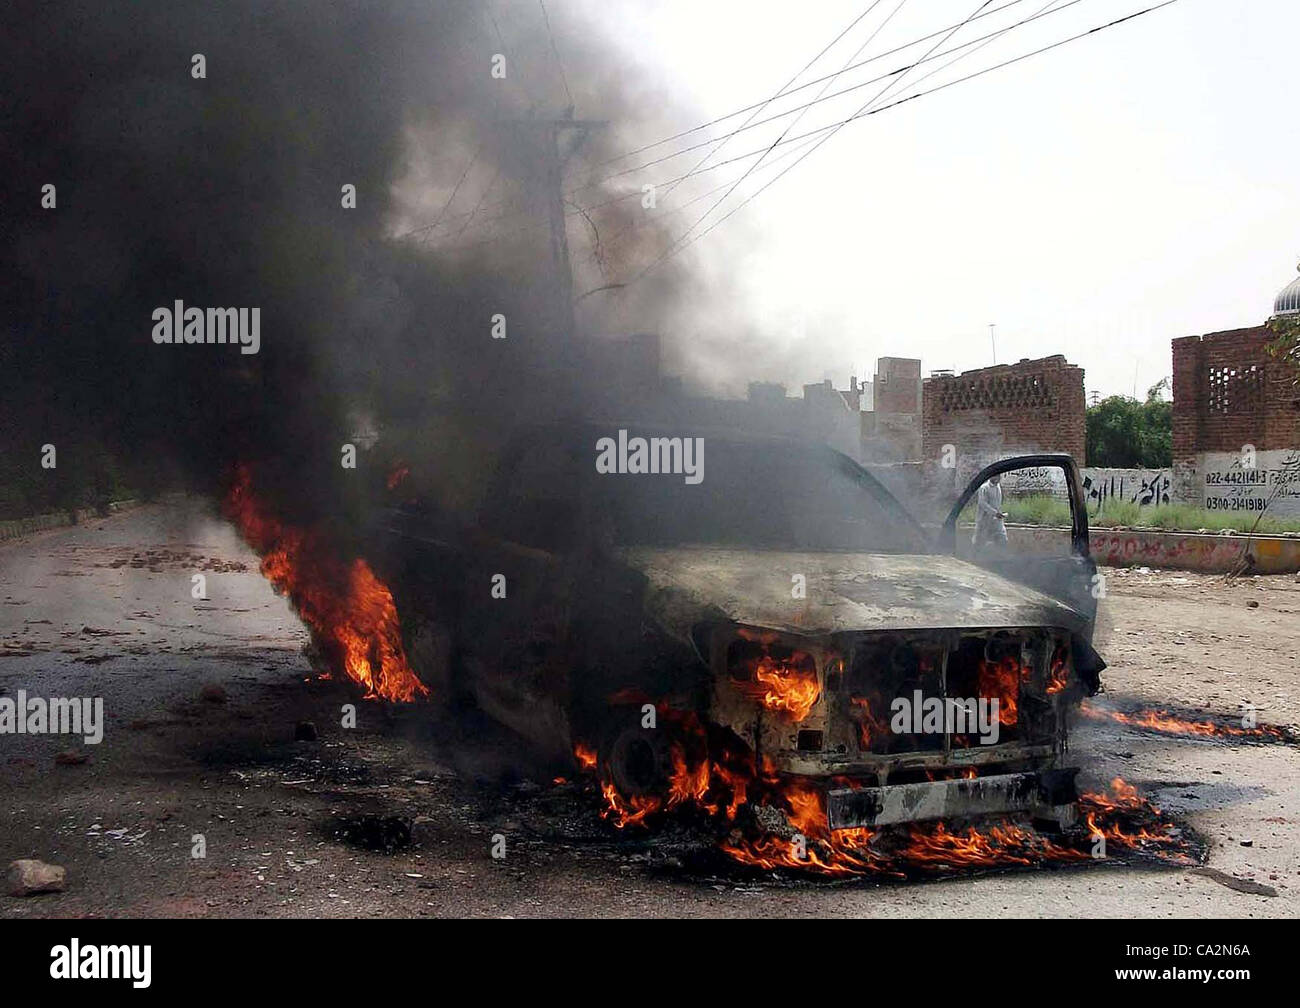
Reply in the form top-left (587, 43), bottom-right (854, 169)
top-left (0, 0), bottom-right (687, 526)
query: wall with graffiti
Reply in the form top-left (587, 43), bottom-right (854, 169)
top-left (1079, 468), bottom-right (1172, 509)
top-left (1192, 449), bottom-right (1300, 519)
top-left (995, 465), bottom-right (1173, 509)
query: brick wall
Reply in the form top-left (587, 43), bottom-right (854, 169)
top-left (1171, 325), bottom-right (1300, 503)
top-left (874, 357), bottom-right (922, 415)
top-left (921, 354), bottom-right (1086, 463)
top-left (1172, 326), bottom-right (1300, 460)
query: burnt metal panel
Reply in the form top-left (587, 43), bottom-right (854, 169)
top-left (826, 769), bottom-right (1077, 829)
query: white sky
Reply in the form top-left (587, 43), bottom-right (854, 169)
top-left (502, 0), bottom-right (1300, 399)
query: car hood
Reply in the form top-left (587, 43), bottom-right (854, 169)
top-left (616, 546), bottom-right (1089, 641)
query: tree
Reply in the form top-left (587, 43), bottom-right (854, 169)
top-left (1267, 316), bottom-right (1300, 385)
top-left (1085, 379), bottom-right (1172, 468)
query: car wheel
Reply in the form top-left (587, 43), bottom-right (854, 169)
top-left (597, 709), bottom-right (674, 798)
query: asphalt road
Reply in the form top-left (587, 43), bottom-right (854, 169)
top-left (1, 500), bottom-right (1297, 917)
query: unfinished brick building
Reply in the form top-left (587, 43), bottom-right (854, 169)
top-left (1171, 307), bottom-right (1300, 515)
top-left (861, 357), bottom-right (922, 461)
top-left (921, 354), bottom-right (1086, 467)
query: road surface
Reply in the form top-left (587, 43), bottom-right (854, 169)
top-left (1, 500), bottom-right (1296, 917)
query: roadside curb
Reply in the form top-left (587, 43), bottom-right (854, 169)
top-left (0, 499), bottom-right (142, 543)
top-left (1005, 524), bottom-right (1300, 574)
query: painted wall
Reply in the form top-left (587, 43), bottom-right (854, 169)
top-left (995, 465), bottom-right (1174, 510)
top-left (1191, 448), bottom-right (1300, 519)
top-left (1006, 525), bottom-right (1300, 574)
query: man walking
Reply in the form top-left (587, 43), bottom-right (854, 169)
top-left (973, 472), bottom-right (1008, 550)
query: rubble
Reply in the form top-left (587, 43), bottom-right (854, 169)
top-left (200, 683), bottom-right (228, 703)
top-left (7, 859), bottom-right (66, 896)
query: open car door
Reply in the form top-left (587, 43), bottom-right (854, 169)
top-left (938, 454), bottom-right (1098, 639)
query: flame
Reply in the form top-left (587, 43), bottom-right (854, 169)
top-left (223, 465), bottom-right (428, 702)
top-left (722, 775), bottom-right (1193, 876)
top-left (726, 632), bottom-right (821, 722)
top-left (744, 657), bottom-right (820, 721)
top-left (978, 655), bottom-right (1026, 726)
top-left (578, 700), bottom-right (1194, 875)
top-left (1078, 700), bottom-right (1291, 742)
top-left (386, 463), bottom-right (410, 491)
top-left (1047, 646), bottom-right (1070, 695)
top-left (1077, 776), bottom-right (1187, 853)
top-left (599, 780), bottom-right (660, 829)
top-left (573, 741), bottom-right (598, 771)
top-left (849, 696), bottom-right (888, 750)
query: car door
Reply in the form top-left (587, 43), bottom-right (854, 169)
top-left (938, 453), bottom-right (1098, 635)
top-left (464, 428), bottom-right (586, 757)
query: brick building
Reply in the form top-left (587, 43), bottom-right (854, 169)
top-left (861, 357), bottom-right (922, 461)
top-left (1170, 270), bottom-right (1300, 514)
top-left (873, 357), bottom-right (922, 413)
top-left (921, 354), bottom-right (1086, 465)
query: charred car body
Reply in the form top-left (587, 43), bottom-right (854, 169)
top-left (372, 421), bottom-right (1104, 834)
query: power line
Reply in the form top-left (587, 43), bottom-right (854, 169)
top-left (896, 0), bottom-right (1060, 97)
top-left (420, 141), bottom-right (485, 245)
top-left (397, 0), bottom-right (1049, 240)
top-left (634, 0), bottom-right (998, 282)
top-left (425, 128), bottom-right (831, 260)
top-left (398, 0), bottom-right (1090, 242)
top-left (664, 0), bottom-right (910, 262)
top-left (628, 0), bottom-right (1183, 284)
top-left (573, 0), bottom-right (1089, 194)
top-left (594, 129), bottom-right (831, 257)
top-left (660, 0), bottom-right (888, 204)
top-left (454, 166), bottom-right (502, 239)
top-left (538, 0), bottom-right (574, 108)
top-left (599, 0), bottom-right (1039, 166)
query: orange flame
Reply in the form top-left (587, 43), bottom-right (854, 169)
top-left (573, 741), bottom-right (598, 771)
top-left (1047, 646), bottom-right (1070, 695)
top-left (223, 465), bottom-right (428, 702)
top-left (386, 463), bottom-right (410, 491)
top-left (1078, 700), bottom-right (1290, 742)
top-left (849, 695), bottom-right (888, 750)
top-left (577, 701), bottom-right (1194, 875)
top-left (978, 655), bottom-right (1026, 726)
top-left (733, 655), bottom-right (821, 722)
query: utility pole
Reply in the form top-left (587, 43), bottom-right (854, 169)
top-left (504, 114), bottom-right (605, 344)
top-left (988, 323), bottom-right (997, 365)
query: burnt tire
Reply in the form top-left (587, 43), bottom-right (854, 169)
top-left (597, 708), bottom-right (674, 799)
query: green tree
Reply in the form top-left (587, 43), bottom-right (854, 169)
top-left (1267, 316), bottom-right (1300, 384)
top-left (1085, 379), bottom-right (1172, 467)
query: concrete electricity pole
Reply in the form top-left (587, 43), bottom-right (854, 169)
top-left (506, 114), bottom-right (605, 341)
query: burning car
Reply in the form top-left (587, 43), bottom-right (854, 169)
top-left (372, 422), bottom-right (1105, 838)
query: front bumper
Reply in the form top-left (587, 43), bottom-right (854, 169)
top-left (826, 768), bottom-right (1079, 830)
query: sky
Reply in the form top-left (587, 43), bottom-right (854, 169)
top-left (448, 0), bottom-right (1300, 400)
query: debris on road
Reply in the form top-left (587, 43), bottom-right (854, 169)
top-left (1190, 867), bottom-right (1276, 897)
top-left (6, 859), bottom-right (66, 896)
top-left (200, 683), bottom-right (229, 703)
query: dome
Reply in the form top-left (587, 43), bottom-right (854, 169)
top-left (1275, 266), bottom-right (1300, 317)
